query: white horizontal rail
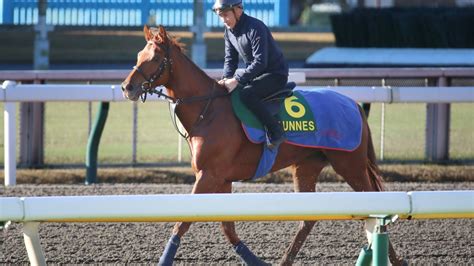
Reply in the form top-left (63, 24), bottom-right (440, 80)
top-left (326, 86), bottom-right (474, 103)
top-left (1, 191), bottom-right (473, 223)
top-left (2, 81), bottom-right (474, 186)
top-left (0, 70), bottom-right (307, 85)
top-left (408, 191), bottom-right (474, 219)
top-left (1, 83), bottom-right (473, 103)
top-left (1, 68), bottom-right (473, 81)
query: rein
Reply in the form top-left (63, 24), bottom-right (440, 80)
top-left (163, 83), bottom-right (228, 139)
top-left (133, 40), bottom-right (228, 139)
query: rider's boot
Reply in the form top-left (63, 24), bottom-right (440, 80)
top-left (266, 121), bottom-right (286, 150)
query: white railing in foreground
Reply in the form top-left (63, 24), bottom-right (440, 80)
top-left (2, 191), bottom-right (473, 222)
top-left (1, 191), bottom-right (473, 265)
top-left (2, 81), bottom-right (474, 186)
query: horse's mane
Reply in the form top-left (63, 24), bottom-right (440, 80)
top-left (167, 33), bottom-right (186, 52)
top-left (151, 26), bottom-right (214, 83)
top-left (150, 27), bottom-right (185, 52)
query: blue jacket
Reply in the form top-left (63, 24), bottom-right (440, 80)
top-left (223, 13), bottom-right (289, 85)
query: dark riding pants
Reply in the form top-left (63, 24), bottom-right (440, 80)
top-left (239, 73), bottom-right (288, 129)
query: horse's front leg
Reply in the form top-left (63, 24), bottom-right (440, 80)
top-left (218, 182), bottom-right (269, 266)
top-left (158, 170), bottom-right (223, 266)
top-left (158, 222), bottom-right (191, 266)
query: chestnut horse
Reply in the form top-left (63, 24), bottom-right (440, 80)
top-left (121, 25), bottom-right (403, 265)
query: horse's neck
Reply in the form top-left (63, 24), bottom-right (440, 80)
top-left (167, 50), bottom-right (212, 92)
top-left (165, 49), bottom-right (225, 132)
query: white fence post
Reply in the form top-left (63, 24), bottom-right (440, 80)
top-left (23, 222), bottom-right (46, 266)
top-left (3, 81), bottom-right (17, 186)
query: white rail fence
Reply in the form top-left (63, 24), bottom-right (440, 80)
top-left (1, 68), bottom-right (473, 165)
top-left (2, 80), bottom-right (474, 186)
top-left (1, 191), bottom-right (473, 265)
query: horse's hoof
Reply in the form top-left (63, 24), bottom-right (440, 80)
top-left (234, 241), bottom-right (269, 266)
top-left (391, 258), bottom-right (409, 266)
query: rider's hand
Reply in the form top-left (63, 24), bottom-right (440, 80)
top-left (217, 78), bottom-right (227, 86)
top-left (224, 78), bottom-right (239, 93)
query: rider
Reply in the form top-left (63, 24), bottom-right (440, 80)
top-left (213, 0), bottom-right (289, 150)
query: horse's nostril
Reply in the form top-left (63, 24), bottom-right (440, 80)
top-left (121, 83), bottom-right (133, 92)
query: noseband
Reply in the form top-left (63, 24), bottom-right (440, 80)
top-left (133, 41), bottom-right (173, 103)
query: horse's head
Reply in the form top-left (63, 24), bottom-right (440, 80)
top-left (121, 25), bottom-right (173, 101)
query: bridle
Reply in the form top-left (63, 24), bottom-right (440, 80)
top-left (131, 39), bottom-right (229, 139)
top-left (133, 41), bottom-right (173, 103)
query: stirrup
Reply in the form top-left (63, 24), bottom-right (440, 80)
top-left (266, 134), bottom-right (286, 150)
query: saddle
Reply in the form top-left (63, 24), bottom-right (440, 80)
top-left (262, 82), bottom-right (296, 115)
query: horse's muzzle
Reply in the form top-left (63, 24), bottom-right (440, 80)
top-left (121, 82), bottom-right (140, 101)
top-left (121, 82), bottom-right (134, 92)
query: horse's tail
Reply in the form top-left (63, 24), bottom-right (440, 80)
top-left (367, 125), bottom-right (385, 191)
top-left (360, 105), bottom-right (385, 192)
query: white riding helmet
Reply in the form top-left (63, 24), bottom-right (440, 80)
top-left (212, 0), bottom-right (243, 14)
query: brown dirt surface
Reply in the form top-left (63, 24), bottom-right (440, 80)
top-left (2, 164), bottom-right (473, 185)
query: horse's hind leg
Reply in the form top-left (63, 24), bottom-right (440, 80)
top-left (218, 181), bottom-right (268, 265)
top-left (280, 155), bottom-right (327, 266)
top-left (324, 127), bottom-right (404, 265)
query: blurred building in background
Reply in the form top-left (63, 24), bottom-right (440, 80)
top-left (292, 0), bottom-right (472, 28)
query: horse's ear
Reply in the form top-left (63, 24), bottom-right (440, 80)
top-left (158, 25), bottom-right (168, 43)
top-left (144, 25), bottom-right (153, 41)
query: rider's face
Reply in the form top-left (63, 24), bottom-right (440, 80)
top-left (217, 10), bottom-right (237, 29)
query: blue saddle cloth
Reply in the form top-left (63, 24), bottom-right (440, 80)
top-left (234, 88), bottom-right (363, 180)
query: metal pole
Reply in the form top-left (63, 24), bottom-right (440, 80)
top-left (85, 102), bottom-right (110, 184)
top-left (380, 79), bottom-right (386, 161)
top-left (87, 81), bottom-right (92, 134)
top-left (34, 0), bottom-right (50, 71)
top-left (356, 245), bottom-right (372, 266)
top-left (88, 103), bottom-right (92, 133)
top-left (372, 221), bottom-right (389, 266)
top-left (178, 134), bottom-right (182, 163)
top-left (132, 102), bottom-right (138, 164)
top-left (33, 0), bottom-right (49, 165)
top-left (191, 0), bottom-right (207, 68)
top-left (425, 77), bottom-right (450, 162)
top-left (19, 0), bottom-right (53, 168)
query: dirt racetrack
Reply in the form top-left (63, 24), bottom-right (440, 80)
top-left (1, 182), bottom-right (473, 265)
